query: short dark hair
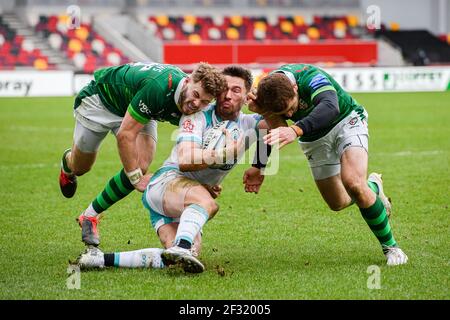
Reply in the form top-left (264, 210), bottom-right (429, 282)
top-left (255, 73), bottom-right (296, 114)
top-left (222, 65), bottom-right (253, 92)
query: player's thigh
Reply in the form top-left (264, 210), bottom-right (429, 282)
top-left (162, 176), bottom-right (202, 216)
top-left (339, 134), bottom-right (369, 193)
top-left (340, 146), bottom-right (375, 207)
top-left (71, 121), bottom-right (108, 173)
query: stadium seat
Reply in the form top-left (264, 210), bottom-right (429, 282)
top-left (147, 14), bottom-right (364, 42)
top-left (33, 15), bottom-right (130, 71)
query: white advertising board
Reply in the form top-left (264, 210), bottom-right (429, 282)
top-left (0, 71), bottom-right (73, 97)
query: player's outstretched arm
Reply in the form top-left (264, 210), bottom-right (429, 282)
top-left (244, 120), bottom-right (270, 193)
top-left (117, 111), bottom-right (146, 191)
top-left (178, 130), bottom-right (243, 172)
top-left (178, 141), bottom-right (211, 172)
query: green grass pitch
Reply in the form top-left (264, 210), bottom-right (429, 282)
top-left (0, 92), bottom-right (449, 299)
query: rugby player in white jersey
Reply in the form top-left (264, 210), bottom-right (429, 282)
top-left (76, 66), bottom-right (269, 273)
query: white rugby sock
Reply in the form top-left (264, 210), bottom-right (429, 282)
top-left (107, 248), bottom-right (164, 268)
top-left (83, 203), bottom-right (99, 217)
top-left (175, 204), bottom-right (209, 247)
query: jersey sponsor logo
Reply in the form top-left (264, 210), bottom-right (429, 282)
top-left (309, 74), bottom-right (331, 91)
top-left (139, 100), bottom-right (151, 115)
top-left (182, 119), bottom-right (195, 132)
top-left (342, 142), bottom-right (352, 150)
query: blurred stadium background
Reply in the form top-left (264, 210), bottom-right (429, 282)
top-left (1, 0), bottom-right (450, 95)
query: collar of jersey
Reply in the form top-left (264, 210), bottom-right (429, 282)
top-left (211, 103), bottom-right (240, 124)
top-left (174, 76), bottom-right (187, 111)
top-left (273, 70), bottom-right (296, 84)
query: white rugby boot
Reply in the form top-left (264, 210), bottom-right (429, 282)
top-left (383, 246), bottom-right (408, 266)
top-left (76, 246), bottom-right (105, 269)
top-left (162, 246), bottom-right (205, 273)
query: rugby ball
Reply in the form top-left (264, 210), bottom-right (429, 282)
top-left (202, 121), bottom-right (228, 150)
top-left (202, 120), bottom-right (241, 169)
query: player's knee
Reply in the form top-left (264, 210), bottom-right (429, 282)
top-left (344, 180), bottom-right (366, 201)
top-left (201, 199), bottom-right (219, 218)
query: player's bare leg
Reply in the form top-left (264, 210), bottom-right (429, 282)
top-left (77, 133), bottom-right (156, 246)
top-left (158, 222), bottom-right (203, 256)
top-left (341, 147), bottom-right (407, 266)
top-left (59, 145), bottom-right (97, 198)
top-left (315, 174), bottom-right (353, 211)
top-left (161, 184), bottom-right (218, 273)
top-left (66, 144), bottom-right (97, 176)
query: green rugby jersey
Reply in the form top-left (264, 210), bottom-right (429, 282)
top-left (75, 62), bottom-right (187, 126)
top-left (274, 64), bottom-right (366, 142)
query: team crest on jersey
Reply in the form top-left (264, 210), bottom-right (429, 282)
top-left (348, 117), bottom-right (358, 125)
top-left (182, 119), bottom-right (195, 132)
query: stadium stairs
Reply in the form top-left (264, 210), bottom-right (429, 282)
top-left (376, 30), bottom-right (450, 66)
top-left (3, 12), bottom-right (74, 70)
top-left (93, 15), bottom-right (152, 63)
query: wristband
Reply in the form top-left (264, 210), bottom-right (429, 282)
top-left (290, 125), bottom-right (303, 137)
top-left (125, 168), bottom-right (143, 185)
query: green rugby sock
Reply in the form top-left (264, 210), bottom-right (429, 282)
top-left (91, 168), bottom-right (135, 214)
top-left (360, 197), bottom-right (397, 248)
top-left (368, 181), bottom-right (379, 195)
top-left (61, 149), bottom-right (73, 174)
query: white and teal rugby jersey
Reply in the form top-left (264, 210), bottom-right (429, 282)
top-left (162, 103), bottom-right (262, 186)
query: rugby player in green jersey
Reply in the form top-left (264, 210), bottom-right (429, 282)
top-left (59, 62), bottom-right (227, 247)
top-left (244, 64), bottom-right (408, 266)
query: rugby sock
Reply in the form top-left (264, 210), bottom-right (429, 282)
top-left (104, 248), bottom-right (164, 269)
top-left (61, 149), bottom-right (73, 175)
top-left (367, 181), bottom-right (379, 195)
top-left (90, 168), bottom-right (135, 215)
top-left (175, 204), bottom-right (209, 249)
top-left (360, 197), bottom-right (397, 249)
